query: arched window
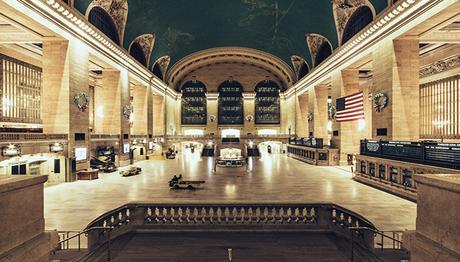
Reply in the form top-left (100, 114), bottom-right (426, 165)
top-left (181, 80), bottom-right (207, 125)
top-left (130, 42), bottom-right (147, 66)
top-left (341, 6), bottom-right (373, 45)
top-left (255, 80), bottom-right (280, 124)
top-left (298, 62), bottom-right (309, 79)
top-left (315, 42), bottom-right (332, 66)
top-left (218, 80), bottom-right (244, 125)
top-left (88, 7), bottom-right (120, 45)
top-left (151, 63), bottom-right (163, 80)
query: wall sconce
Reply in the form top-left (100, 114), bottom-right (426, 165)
top-left (50, 142), bottom-right (64, 153)
top-left (209, 115), bottom-right (216, 122)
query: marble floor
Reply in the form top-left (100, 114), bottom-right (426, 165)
top-left (44, 152), bottom-right (416, 232)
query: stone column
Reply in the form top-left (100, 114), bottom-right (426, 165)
top-left (94, 69), bottom-right (130, 165)
top-left (243, 93), bottom-right (255, 135)
top-left (371, 37), bottom-right (420, 140)
top-left (308, 85), bottom-right (329, 140)
top-left (42, 38), bottom-right (90, 171)
top-left (132, 85), bottom-right (148, 135)
top-left (330, 69), bottom-right (360, 164)
top-left (206, 93), bottom-right (218, 135)
top-left (152, 94), bottom-right (165, 135)
top-left (296, 93), bottom-right (309, 137)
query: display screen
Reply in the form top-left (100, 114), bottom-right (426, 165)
top-left (123, 144), bottom-right (130, 154)
top-left (75, 147), bottom-right (87, 161)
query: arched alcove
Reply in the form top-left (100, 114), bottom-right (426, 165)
top-left (88, 6), bottom-right (120, 45)
top-left (341, 6), bottom-right (373, 45)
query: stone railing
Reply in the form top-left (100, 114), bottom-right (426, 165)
top-left (164, 134), bottom-right (290, 141)
top-left (0, 133), bottom-right (67, 142)
top-left (89, 134), bottom-right (120, 141)
top-left (85, 203), bottom-right (376, 251)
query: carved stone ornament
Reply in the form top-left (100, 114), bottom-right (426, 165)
top-left (306, 34), bottom-right (332, 67)
top-left (290, 55), bottom-right (308, 81)
top-left (208, 115), bottom-right (216, 122)
top-left (307, 112), bottom-right (314, 122)
top-left (332, 0), bottom-right (375, 45)
top-left (155, 56), bottom-right (171, 79)
top-left (419, 55), bottom-right (460, 78)
top-left (131, 34), bottom-right (155, 66)
top-left (245, 115), bottom-right (254, 122)
top-left (73, 92), bottom-right (90, 112)
top-left (329, 105), bottom-right (337, 120)
top-left (87, 0), bottom-right (128, 43)
top-left (122, 104), bottom-right (133, 119)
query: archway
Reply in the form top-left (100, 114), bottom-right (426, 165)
top-left (258, 141), bottom-right (284, 155)
top-left (88, 6), bottom-right (120, 45)
top-left (341, 6), bottom-right (373, 45)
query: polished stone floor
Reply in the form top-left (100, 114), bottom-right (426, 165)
top-left (44, 152), bottom-right (416, 231)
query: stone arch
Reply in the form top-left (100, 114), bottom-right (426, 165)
top-left (151, 56), bottom-right (171, 82)
top-left (306, 34), bottom-right (334, 67)
top-left (86, 0), bottom-right (128, 45)
top-left (128, 34), bottom-right (155, 67)
top-left (290, 55), bottom-right (310, 81)
top-left (332, 0), bottom-right (376, 46)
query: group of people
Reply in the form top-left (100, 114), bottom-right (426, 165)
top-left (168, 174), bottom-right (183, 187)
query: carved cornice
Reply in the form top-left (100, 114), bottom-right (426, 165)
top-left (86, 0), bottom-right (128, 44)
top-left (332, 0), bottom-right (376, 46)
top-left (420, 55), bottom-right (460, 78)
top-left (130, 34), bottom-right (155, 67)
top-left (306, 34), bottom-right (333, 67)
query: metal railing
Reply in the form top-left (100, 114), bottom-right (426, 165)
top-left (54, 226), bottom-right (113, 261)
top-left (0, 133), bottom-right (67, 142)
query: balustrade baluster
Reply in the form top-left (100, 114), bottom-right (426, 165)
top-left (154, 208), bottom-right (160, 223)
top-left (270, 208), bottom-right (277, 223)
top-left (209, 208), bottom-right (215, 224)
top-left (247, 208), bottom-right (253, 224)
top-left (217, 208), bottom-right (222, 224)
top-left (146, 208), bottom-right (152, 223)
top-left (255, 208), bottom-right (261, 223)
top-left (239, 208), bottom-right (245, 224)
top-left (232, 208), bottom-right (238, 223)
top-left (170, 208), bottom-right (176, 224)
top-left (185, 208), bottom-right (191, 224)
top-left (201, 208), bottom-right (207, 223)
top-left (193, 208), bottom-right (199, 223)
top-left (286, 208), bottom-right (292, 223)
top-left (224, 207), bottom-right (230, 223)
top-left (178, 208), bottom-right (183, 224)
top-left (263, 208), bottom-right (269, 223)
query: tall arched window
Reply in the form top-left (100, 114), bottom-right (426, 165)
top-left (298, 62), bottom-right (309, 79)
top-left (151, 63), bottom-right (163, 80)
top-left (315, 42), bottom-right (332, 66)
top-left (341, 6), bottom-right (373, 45)
top-left (218, 80), bottom-right (244, 125)
top-left (88, 7), bottom-right (120, 45)
top-left (130, 42), bottom-right (147, 66)
top-left (181, 80), bottom-right (207, 125)
top-left (255, 80), bottom-right (280, 124)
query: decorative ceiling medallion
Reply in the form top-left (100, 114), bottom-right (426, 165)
top-left (74, 92), bottom-right (89, 112)
top-left (372, 93), bottom-right (388, 112)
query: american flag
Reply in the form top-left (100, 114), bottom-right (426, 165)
top-left (335, 92), bottom-right (364, 122)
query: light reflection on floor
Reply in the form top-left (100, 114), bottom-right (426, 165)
top-left (44, 153), bottom-right (416, 232)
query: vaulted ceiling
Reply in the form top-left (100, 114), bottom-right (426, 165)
top-left (75, 0), bottom-right (388, 70)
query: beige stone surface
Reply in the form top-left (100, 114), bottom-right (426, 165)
top-left (43, 154), bottom-right (416, 232)
top-left (0, 175), bottom-right (58, 262)
top-left (413, 174), bottom-right (460, 258)
top-left (308, 85), bottom-right (329, 141)
top-left (296, 93), bottom-right (309, 137)
top-left (132, 85), bottom-right (148, 135)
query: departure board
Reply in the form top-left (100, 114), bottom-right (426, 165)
top-left (360, 140), bottom-right (460, 170)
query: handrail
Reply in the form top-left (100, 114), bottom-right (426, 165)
top-left (57, 226), bottom-right (113, 247)
top-left (349, 226), bottom-right (403, 247)
top-left (54, 226), bottom-right (113, 261)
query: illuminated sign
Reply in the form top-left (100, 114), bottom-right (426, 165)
top-left (123, 144), bottom-right (130, 154)
top-left (2, 145), bottom-right (20, 157)
top-left (75, 147), bottom-right (87, 161)
top-left (50, 142), bottom-right (64, 153)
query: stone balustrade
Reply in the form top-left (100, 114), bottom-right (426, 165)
top-left (85, 203), bottom-right (376, 251)
top-left (0, 133), bottom-right (67, 142)
top-left (89, 134), bottom-right (120, 141)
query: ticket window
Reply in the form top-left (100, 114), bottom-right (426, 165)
top-left (360, 161), bottom-right (366, 174)
top-left (389, 167), bottom-right (399, 183)
top-left (11, 164), bottom-right (27, 175)
top-left (402, 169), bottom-right (413, 188)
top-left (369, 162), bottom-right (375, 177)
top-left (378, 164), bottom-right (386, 179)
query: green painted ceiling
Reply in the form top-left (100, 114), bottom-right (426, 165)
top-left (75, 0), bottom-right (388, 69)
